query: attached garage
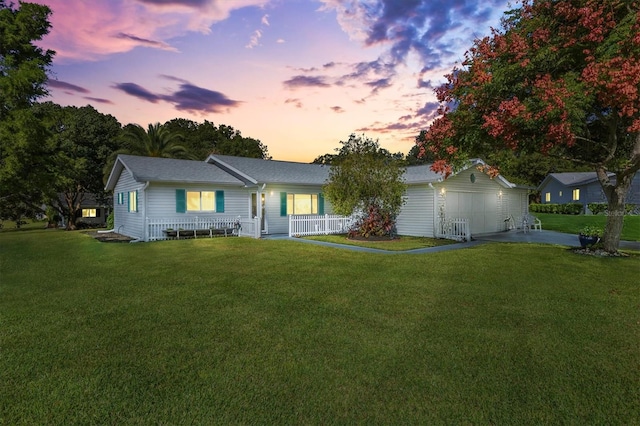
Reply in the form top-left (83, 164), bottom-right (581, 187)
top-left (397, 160), bottom-right (531, 239)
top-left (445, 191), bottom-right (500, 235)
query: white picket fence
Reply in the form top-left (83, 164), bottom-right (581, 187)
top-left (289, 214), bottom-right (355, 237)
top-left (436, 217), bottom-right (471, 242)
top-left (146, 216), bottom-right (260, 241)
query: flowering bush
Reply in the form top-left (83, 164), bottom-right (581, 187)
top-left (348, 204), bottom-right (395, 238)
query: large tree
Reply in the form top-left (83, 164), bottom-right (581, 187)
top-left (323, 134), bottom-right (406, 238)
top-left (43, 104), bottom-right (121, 229)
top-left (120, 122), bottom-right (193, 159)
top-left (163, 119), bottom-right (270, 160)
top-left (0, 0), bottom-right (53, 118)
top-left (417, 0), bottom-right (639, 252)
top-left (0, 0), bottom-right (54, 221)
top-left (103, 122), bottom-right (194, 180)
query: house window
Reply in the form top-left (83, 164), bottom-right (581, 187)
top-left (572, 189), bottom-right (580, 201)
top-left (82, 208), bottom-right (97, 218)
top-left (128, 191), bottom-right (138, 212)
top-left (545, 192), bottom-right (551, 202)
top-left (176, 190), bottom-right (224, 213)
top-left (559, 191), bottom-right (562, 197)
top-left (287, 193), bottom-right (318, 215)
top-left (187, 191), bottom-right (216, 211)
top-left (117, 192), bottom-right (124, 204)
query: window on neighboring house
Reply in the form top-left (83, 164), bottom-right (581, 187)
top-left (559, 191), bottom-right (562, 197)
top-left (117, 192), bottom-right (124, 204)
top-left (572, 189), bottom-right (580, 201)
top-left (82, 208), bottom-right (97, 218)
top-left (128, 191), bottom-right (138, 212)
top-left (545, 192), bottom-right (551, 202)
top-left (280, 192), bottom-right (324, 216)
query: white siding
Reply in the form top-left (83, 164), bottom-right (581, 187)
top-left (430, 169), bottom-right (529, 235)
top-left (113, 170), bottom-right (146, 240)
top-left (145, 183), bottom-right (247, 218)
top-left (395, 185), bottom-right (435, 237)
top-left (504, 188), bottom-right (529, 221)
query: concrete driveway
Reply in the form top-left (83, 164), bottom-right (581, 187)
top-left (476, 229), bottom-right (640, 251)
top-left (278, 229), bottom-right (640, 253)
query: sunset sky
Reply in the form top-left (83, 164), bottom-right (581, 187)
top-left (38, 0), bottom-right (511, 162)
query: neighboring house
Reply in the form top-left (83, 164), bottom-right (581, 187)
top-left (105, 154), bottom-right (530, 241)
top-left (57, 192), bottom-right (110, 227)
top-left (538, 172), bottom-right (640, 213)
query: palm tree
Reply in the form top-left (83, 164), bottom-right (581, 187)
top-left (120, 122), bottom-right (193, 158)
top-left (103, 122), bottom-right (195, 183)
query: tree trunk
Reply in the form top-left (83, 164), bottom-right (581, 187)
top-left (63, 191), bottom-right (83, 231)
top-left (600, 172), bottom-right (633, 253)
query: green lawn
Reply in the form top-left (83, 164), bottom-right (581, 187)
top-left (536, 213), bottom-right (640, 241)
top-left (1, 229), bottom-right (638, 424)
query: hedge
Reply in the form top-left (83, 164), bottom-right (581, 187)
top-left (532, 202), bottom-right (638, 215)
top-left (530, 203), bottom-right (583, 214)
top-left (587, 202), bottom-right (637, 215)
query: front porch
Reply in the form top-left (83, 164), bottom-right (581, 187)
top-left (145, 216), bottom-right (261, 241)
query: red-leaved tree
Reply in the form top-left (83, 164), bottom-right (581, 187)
top-left (417, 0), bottom-right (639, 252)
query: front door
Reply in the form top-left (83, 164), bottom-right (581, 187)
top-left (251, 192), bottom-right (266, 234)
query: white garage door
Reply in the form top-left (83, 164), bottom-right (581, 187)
top-left (446, 191), bottom-right (499, 235)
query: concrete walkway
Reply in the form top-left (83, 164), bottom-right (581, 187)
top-left (267, 230), bottom-right (640, 254)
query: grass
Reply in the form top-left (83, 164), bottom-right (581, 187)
top-left (304, 234), bottom-right (456, 251)
top-left (1, 229), bottom-right (639, 424)
top-left (536, 213), bottom-right (640, 241)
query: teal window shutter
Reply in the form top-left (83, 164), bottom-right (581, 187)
top-left (280, 192), bottom-right (287, 216)
top-left (318, 193), bottom-right (324, 215)
top-left (135, 190), bottom-right (138, 212)
top-left (215, 190), bottom-right (224, 212)
top-left (176, 189), bottom-right (186, 213)
top-left (127, 192), bottom-right (130, 212)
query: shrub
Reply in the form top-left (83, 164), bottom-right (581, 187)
top-left (106, 211), bottom-right (114, 229)
top-left (563, 203), bottom-right (583, 215)
top-left (580, 225), bottom-right (602, 237)
top-left (588, 203), bottom-right (607, 215)
top-left (348, 204), bottom-right (395, 238)
top-left (530, 203), bottom-right (544, 213)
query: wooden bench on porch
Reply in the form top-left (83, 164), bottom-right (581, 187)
top-left (163, 227), bottom-right (236, 239)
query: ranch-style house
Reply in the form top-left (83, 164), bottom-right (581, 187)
top-left (105, 154), bottom-right (531, 242)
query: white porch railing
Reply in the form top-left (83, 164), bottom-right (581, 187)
top-left (436, 217), bottom-right (471, 242)
top-left (146, 216), bottom-right (259, 241)
top-left (237, 217), bottom-right (261, 239)
top-left (289, 214), bottom-right (355, 237)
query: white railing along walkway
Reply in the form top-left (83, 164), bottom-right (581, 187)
top-left (146, 216), bottom-right (260, 241)
top-left (289, 214), bottom-right (355, 237)
top-left (436, 217), bottom-right (471, 242)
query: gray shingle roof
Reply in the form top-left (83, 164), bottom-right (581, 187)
top-left (207, 155), bottom-right (331, 185)
top-left (109, 155), bottom-right (245, 187)
top-left (105, 154), bottom-right (515, 190)
top-left (403, 164), bottom-right (446, 184)
top-left (548, 172), bottom-right (607, 186)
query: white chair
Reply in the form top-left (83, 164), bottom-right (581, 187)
top-left (531, 215), bottom-right (542, 231)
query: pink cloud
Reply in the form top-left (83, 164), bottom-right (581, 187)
top-left (38, 0), bottom-right (270, 61)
